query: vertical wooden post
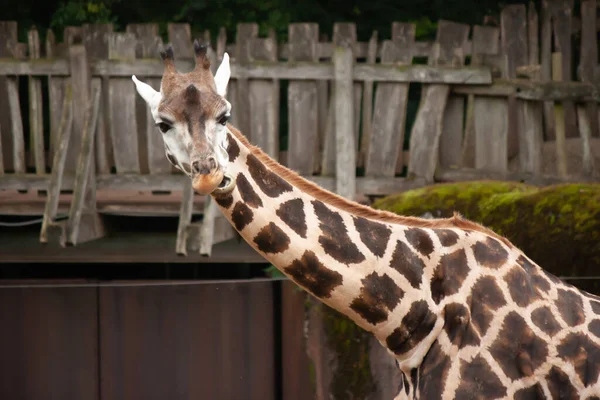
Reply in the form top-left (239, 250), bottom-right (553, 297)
top-left (287, 23), bottom-right (319, 174)
top-left (579, 0), bottom-right (599, 139)
top-left (28, 27), bottom-right (45, 174)
top-left (0, 21), bottom-right (18, 172)
top-left (358, 30), bottom-right (378, 169)
top-left (235, 23), bottom-right (259, 137)
top-left (176, 179), bottom-right (195, 256)
top-left (333, 45), bottom-right (355, 199)
top-left (540, 0), bottom-right (556, 140)
top-left (552, 52), bottom-right (568, 178)
top-left (576, 105), bottom-right (597, 177)
top-left (65, 45), bottom-right (104, 245)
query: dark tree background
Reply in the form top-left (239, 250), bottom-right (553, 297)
top-left (2, 0), bottom-right (533, 43)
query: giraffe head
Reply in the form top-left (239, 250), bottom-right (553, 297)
top-left (131, 40), bottom-right (234, 195)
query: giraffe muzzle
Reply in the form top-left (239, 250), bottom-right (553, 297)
top-left (212, 172), bottom-right (236, 196)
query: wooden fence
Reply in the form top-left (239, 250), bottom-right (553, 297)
top-left (0, 0), bottom-right (599, 257)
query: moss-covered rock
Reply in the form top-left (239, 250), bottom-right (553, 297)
top-left (373, 181), bottom-right (600, 282)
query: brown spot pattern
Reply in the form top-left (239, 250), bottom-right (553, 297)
top-left (555, 288), bottom-right (585, 327)
top-left (472, 237), bottom-right (509, 269)
top-left (434, 229), bottom-right (459, 247)
top-left (589, 320), bottom-right (600, 338)
top-left (404, 228), bottom-right (434, 257)
top-left (214, 193), bottom-right (234, 209)
top-left (516, 255), bottom-right (551, 294)
top-left (546, 366), bottom-right (579, 399)
top-left (489, 311), bottom-right (548, 380)
top-left (283, 250), bottom-right (343, 298)
top-left (503, 265), bottom-right (540, 307)
top-left (236, 173), bottom-right (263, 208)
top-left (417, 341), bottom-right (451, 399)
top-left (389, 240), bottom-right (424, 289)
top-left (430, 248), bottom-right (470, 304)
top-left (353, 217), bottom-right (391, 258)
top-left (455, 356), bottom-right (507, 399)
top-left (530, 306), bottom-right (562, 337)
top-left (276, 199), bottom-right (307, 239)
top-left (226, 133), bottom-right (240, 161)
top-left (312, 200), bottom-right (365, 265)
top-left (442, 303), bottom-right (480, 349)
top-left (246, 153), bottom-right (293, 197)
top-left (386, 300), bottom-right (437, 356)
top-left (469, 276), bottom-right (507, 336)
top-left (592, 300), bottom-right (600, 315)
top-left (253, 222), bottom-right (291, 254)
top-left (556, 332), bottom-right (600, 386)
top-left (231, 201), bottom-right (254, 231)
top-left (350, 272), bottom-right (404, 325)
top-left (514, 384), bottom-right (545, 400)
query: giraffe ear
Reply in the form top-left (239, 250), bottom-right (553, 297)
top-left (132, 75), bottom-right (161, 110)
top-left (214, 53), bottom-right (230, 97)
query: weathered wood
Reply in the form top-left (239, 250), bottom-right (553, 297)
top-left (528, 2), bottom-right (540, 65)
top-left (579, 0), bottom-right (600, 139)
top-left (108, 33), bottom-right (140, 174)
top-left (127, 23), bottom-right (170, 174)
top-left (462, 25), bottom-right (501, 169)
top-left (408, 20), bottom-right (469, 182)
top-left (46, 30), bottom-right (68, 167)
top-left (366, 23), bottom-right (414, 177)
top-left (66, 42), bottom-right (90, 176)
top-left (358, 30), bottom-right (378, 169)
top-left (234, 23), bottom-right (258, 137)
top-left (333, 45), bottom-right (355, 198)
top-left (517, 99), bottom-right (543, 174)
top-left (6, 74), bottom-right (25, 173)
top-left (287, 23), bottom-right (319, 175)
top-left (551, 0), bottom-right (578, 138)
top-left (66, 81), bottom-right (104, 246)
top-left (248, 30), bottom-right (279, 158)
top-left (439, 96), bottom-right (465, 168)
top-left (576, 105), bottom-right (598, 177)
top-left (0, 124), bottom-right (3, 174)
top-left (452, 79), bottom-right (600, 101)
top-left (27, 27), bottom-right (45, 174)
top-left (501, 4), bottom-right (529, 160)
top-left (167, 23), bottom-right (193, 58)
top-left (541, 0), bottom-right (557, 140)
top-left (176, 179), bottom-right (194, 256)
top-left (0, 21), bottom-right (18, 171)
top-left (474, 97), bottom-right (509, 172)
top-left (552, 52), bottom-right (569, 178)
top-left (436, 167), bottom-right (598, 185)
top-left (40, 88), bottom-right (73, 244)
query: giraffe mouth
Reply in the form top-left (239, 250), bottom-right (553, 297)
top-left (212, 172), bottom-right (236, 196)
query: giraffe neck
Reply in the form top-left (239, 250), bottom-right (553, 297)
top-left (211, 127), bottom-right (458, 369)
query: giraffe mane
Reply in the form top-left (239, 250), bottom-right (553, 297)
top-left (227, 125), bottom-right (513, 247)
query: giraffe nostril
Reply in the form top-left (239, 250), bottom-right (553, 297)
top-left (208, 156), bottom-right (217, 170)
top-left (192, 160), bottom-right (211, 175)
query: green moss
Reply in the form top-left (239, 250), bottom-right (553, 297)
top-left (374, 181), bottom-right (600, 282)
top-left (320, 305), bottom-right (375, 399)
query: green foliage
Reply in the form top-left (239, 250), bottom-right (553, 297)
top-left (373, 181), bottom-right (600, 292)
top-left (263, 264), bottom-right (286, 279)
top-left (50, 1), bottom-right (119, 31)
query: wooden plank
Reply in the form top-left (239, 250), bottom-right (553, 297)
top-left (408, 20), bottom-right (469, 182)
top-left (0, 124), bottom-right (3, 174)
top-left (46, 29), bottom-right (68, 168)
top-left (27, 27), bottom-right (45, 174)
top-left (108, 33), bottom-right (140, 174)
top-left (579, 0), bottom-right (600, 139)
top-left (474, 97), bottom-right (508, 172)
top-left (551, 0), bottom-right (578, 138)
top-left (99, 281), bottom-right (275, 399)
top-left (176, 179), bottom-right (195, 256)
top-left (358, 30), bottom-right (378, 169)
top-left (0, 21), bottom-right (18, 171)
top-left (6, 76), bottom-right (25, 173)
top-left (235, 23), bottom-right (258, 137)
top-left (127, 23), bottom-right (170, 174)
top-left (528, 2), bottom-right (540, 65)
top-left (287, 23), bottom-right (319, 175)
top-left (517, 99), bottom-right (543, 175)
top-left (40, 88), bottom-right (73, 244)
top-left (0, 284), bottom-right (98, 399)
top-left (436, 167), bottom-right (598, 186)
top-left (541, 0), bottom-right (557, 140)
top-left (366, 23), bottom-right (414, 177)
top-left (453, 79), bottom-right (600, 101)
top-left (65, 48), bottom-right (105, 246)
top-left (333, 44), bottom-right (356, 198)
top-left (501, 4), bottom-right (529, 161)
top-left (248, 30), bottom-right (279, 158)
top-left (167, 23), bottom-right (193, 57)
top-left (576, 105), bottom-right (598, 177)
top-left (552, 52), bottom-right (569, 178)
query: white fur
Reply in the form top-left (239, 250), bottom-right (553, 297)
top-left (214, 53), bottom-right (231, 96)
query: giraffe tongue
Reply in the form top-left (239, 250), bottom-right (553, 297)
top-left (191, 170), bottom-right (224, 195)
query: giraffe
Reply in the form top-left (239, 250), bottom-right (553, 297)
top-left (132, 42), bottom-right (600, 399)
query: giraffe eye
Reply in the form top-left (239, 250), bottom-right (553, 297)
top-left (156, 122), bottom-right (171, 133)
top-left (217, 114), bottom-right (229, 126)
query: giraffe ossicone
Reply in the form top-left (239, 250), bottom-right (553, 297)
top-left (133, 43), bottom-right (600, 399)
